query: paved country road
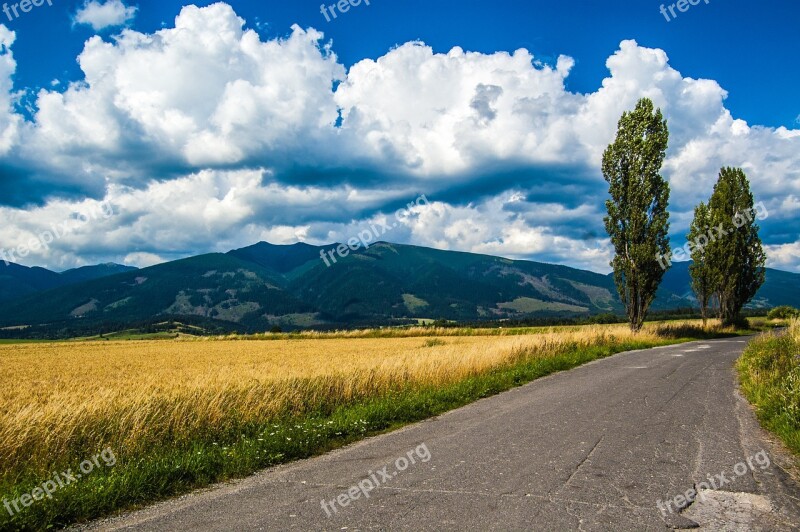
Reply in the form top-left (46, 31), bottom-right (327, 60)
top-left (83, 337), bottom-right (800, 531)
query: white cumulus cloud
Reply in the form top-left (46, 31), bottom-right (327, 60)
top-left (74, 0), bottom-right (137, 31)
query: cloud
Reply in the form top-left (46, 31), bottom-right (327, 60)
top-left (399, 194), bottom-right (612, 272)
top-left (0, 3), bottom-right (797, 274)
top-left (0, 169), bottom-right (609, 272)
top-left (74, 0), bottom-right (137, 31)
top-left (335, 44), bottom-right (583, 176)
top-left (765, 241), bottom-right (800, 273)
top-left (0, 26), bottom-right (20, 157)
top-left (19, 3), bottom-right (344, 195)
top-left (122, 252), bottom-right (164, 268)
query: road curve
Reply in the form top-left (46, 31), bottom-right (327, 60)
top-left (83, 337), bottom-right (800, 531)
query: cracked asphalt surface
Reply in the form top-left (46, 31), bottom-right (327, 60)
top-left (84, 337), bottom-right (800, 531)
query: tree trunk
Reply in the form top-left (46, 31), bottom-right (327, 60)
top-left (700, 296), bottom-right (708, 326)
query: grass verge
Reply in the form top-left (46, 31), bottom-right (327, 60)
top-left (1, 325), bottom-right (737, 530)
top-left (738, 319), bottom-right (800, 457)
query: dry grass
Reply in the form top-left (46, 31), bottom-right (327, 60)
top-left (0, 321), bottom-right (719, 479)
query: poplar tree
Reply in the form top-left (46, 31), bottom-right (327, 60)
top-left (705, 167), bottom-right (766, 326)
top-left (603, 98), bottom-right (671, 332)
top-left (687, 202), bottom-right (716, 324)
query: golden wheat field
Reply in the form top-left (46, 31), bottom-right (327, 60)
top-left (0, 321), bottom-right (717, 478)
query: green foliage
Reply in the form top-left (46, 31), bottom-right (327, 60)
top-left (737, 323), bottom-right (800, 457)
top-left (705, 167), bottom-right (766, 326)
top-left (602, 98), bottom-right (671, 331)
top-left (687, 202), bottom-right (718, 322)
top-left (768, 306), bottom-right (800, 320)
top-left (587, 312), bottom-right (625, 324)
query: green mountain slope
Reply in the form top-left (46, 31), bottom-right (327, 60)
top-left (0, 253), bottom-right (312, 330)
top-left (288, 242), bottom-right (623, 321)
top-left (59, 263), bottom-right (138, 285)
top-left (0, 262), bottom-right (136, 304)
top-left (0, 262), bottom-right (64, 303)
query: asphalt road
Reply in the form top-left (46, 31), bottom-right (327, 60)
top-left (85, 337), bottom-right (800, 531)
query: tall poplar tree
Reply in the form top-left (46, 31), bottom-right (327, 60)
top-left (603, 98), bottom-right (671, 332)
top-left (687, 202), bottom-right (716, 324)
top-left (705, 167), bottom-right (766, 325)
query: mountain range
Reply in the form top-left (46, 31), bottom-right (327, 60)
top-left (0, 262), bottom-right (136, 304)
top-left (0, 242), bottom-right (797, 337)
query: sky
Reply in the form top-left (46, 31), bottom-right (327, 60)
top-left (0, 0), bottom-right (798, 273)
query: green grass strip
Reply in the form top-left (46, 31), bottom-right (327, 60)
top-left (737, 327), bottom-right (800, 458)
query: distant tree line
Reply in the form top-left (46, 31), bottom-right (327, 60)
top-left (767, 306), bottom-right (799, 320)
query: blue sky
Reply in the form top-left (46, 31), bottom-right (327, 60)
top-left (0, 0), bottom-right (798, 273)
